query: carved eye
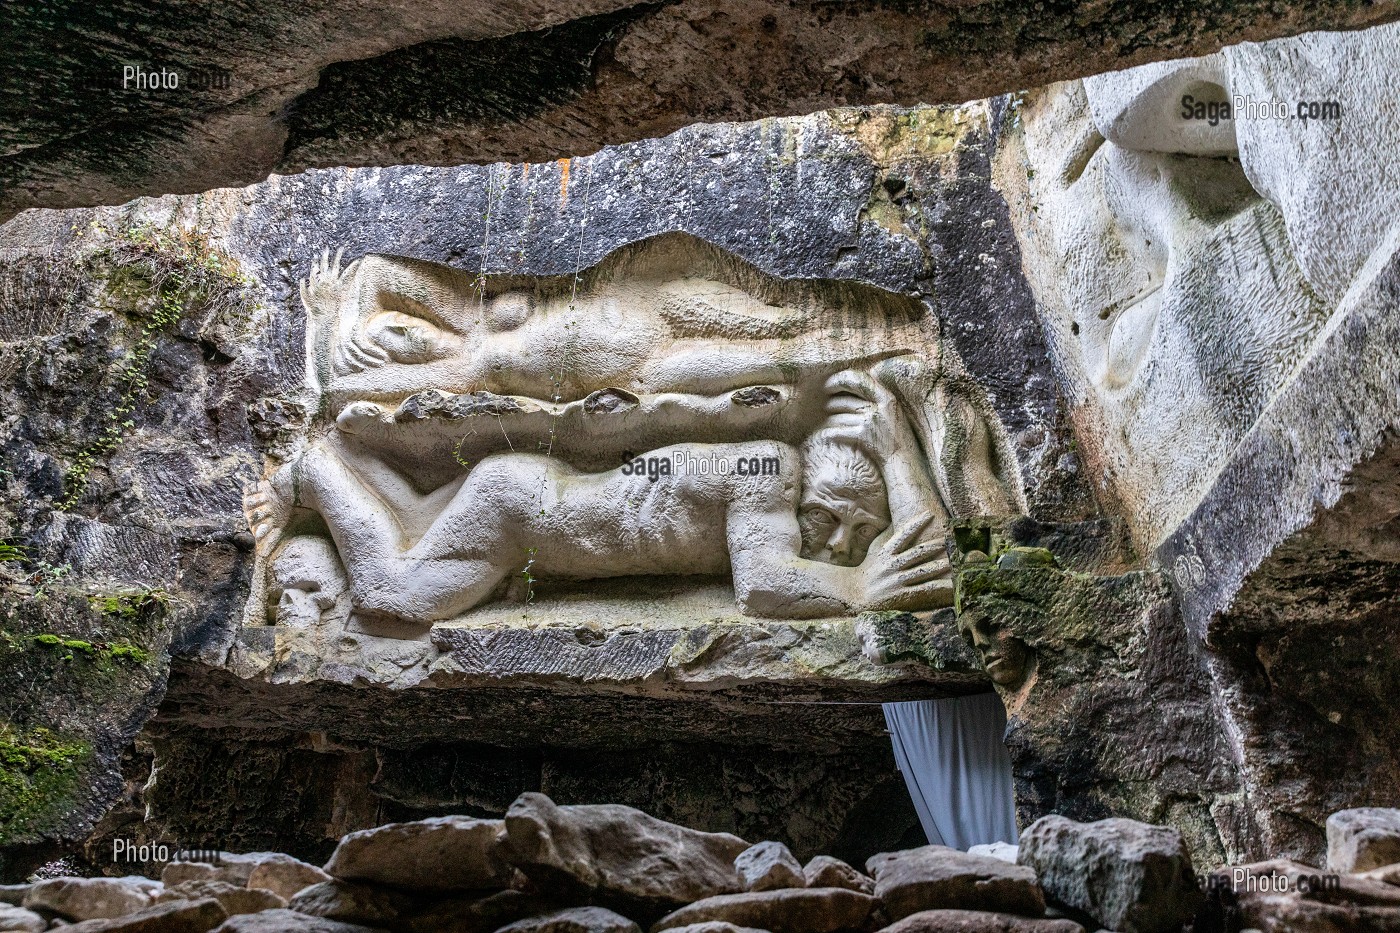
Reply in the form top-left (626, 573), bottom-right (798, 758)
top-left (802, 508), bottom-right (834, 527)
top-left (856, 524), bottom-right (879, 540)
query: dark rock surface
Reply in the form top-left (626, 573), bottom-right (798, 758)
top-left (5, 1), bottom-right (1396, 222)
top-left (949, 549), bottom-right (1237, 866)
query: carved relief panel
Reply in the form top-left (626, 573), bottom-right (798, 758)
top-left (243, 235), bottom-right (1021, 636)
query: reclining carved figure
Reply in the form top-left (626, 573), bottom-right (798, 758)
top-left (246, 370), bottom-right (954, 623)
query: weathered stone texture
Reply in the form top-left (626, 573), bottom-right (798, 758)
top-left (5, 0), bottom-right (1396, 222)
top-left (865, 846), bottom-right (1044, 920)
top-left (1016, 816), bottom-right (1200, 933)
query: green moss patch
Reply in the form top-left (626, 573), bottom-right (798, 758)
top-left (0, 726), bottom-right (92, 841)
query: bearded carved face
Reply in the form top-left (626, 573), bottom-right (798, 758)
top-left (798, 442), bottom-right (890, 567)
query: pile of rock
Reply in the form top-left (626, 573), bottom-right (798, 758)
top-left (3, 798), bottom-right (1399, 933)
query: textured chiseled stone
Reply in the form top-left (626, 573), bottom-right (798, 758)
top-left (875, 911), bottom-right (1084, 933)
top-left (504, 793), bottom-right (749, 913)
top-left (245, 855), bottom-right (332, 901)
top-left (24, 878), bottom-right (157, 921)
top-left (62, 897), bottom-right (228, 932)
top-left (157, 881), bottom-right (285, 916)
top-left (496, 906), bottom-right (641, 933)
top-left (211, 909), bottom-right (388, 932)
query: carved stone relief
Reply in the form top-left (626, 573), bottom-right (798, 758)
top-left (243, 235), bottom-right (1022, 635)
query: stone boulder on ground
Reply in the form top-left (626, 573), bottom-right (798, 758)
top-left (735, 843), bottom-right (805, 893)
top-left (288, 881), bottom-right (417, 927)
top-left (157, 881), bottom-right (285, 916)
top-left (504, 793), bottom-right (749, 914)
top-left (0, 904), bottom-right (46, 933)
top-left (245, 855), bottom-right (332, 901)
top-left (62, 897), bottom-right (228, 932)
top-left (163, 855), bottom-right (279, 888)
top-left (211, 908), bottom-right (387, 932)
top-left (496, 906), bottom-right (642, 933)
top-left (1017, 816), bottom-right (1200, 933)
top-left (324, 816), bottom-right (513, 892)
top-left (24, 877), bottom-right (156, 921)
top-left (0, 887), bottom-right (30, 907)
top-left (1328, 808), bottom-right (1400, 873)
top-left (651, 888), bottom-right (880, 933)
top-left (875, 910), bottom-right (1084, 933)
top-left (803, 857), bottom-right (874, 895)
top-left (866, 846), bottom-right (1044, 921)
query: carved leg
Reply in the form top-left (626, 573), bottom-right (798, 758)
top-left (292, 443), bottom-right (510, 623)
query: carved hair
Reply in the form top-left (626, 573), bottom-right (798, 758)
top-left (801, 432), bottom-right (886, 509)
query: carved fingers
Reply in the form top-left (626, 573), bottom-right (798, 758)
top-left (822, 368), bottom-right (904, 457)
top-left (243, 478), bottom-right (289, 556)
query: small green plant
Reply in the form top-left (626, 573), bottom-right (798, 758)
top-left (519, 546), bottom-right (539, 605)
top-left (89, 589), bottom-right (168, 621)
top-left (0, 543), bottom-right (24, 563)
top-left (27, 633), bottom-right (149, 665)
top-left (59, 224), bottom-right (252, 510)
top-left (26, 560), bottom-right (70, 598)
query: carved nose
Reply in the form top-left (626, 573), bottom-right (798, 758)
top-left (828, 525), bottom-right (855, 562)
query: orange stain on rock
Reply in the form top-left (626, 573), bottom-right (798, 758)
top-left (558, 158), bottom-right (571, 206)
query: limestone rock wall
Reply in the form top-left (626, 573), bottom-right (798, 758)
top-left (991, 22), bottom-right (1400, 864)
top-left (3, 17), bottom-right (1399, 877)
top-left (0, 104), bottom-right (1092, 869)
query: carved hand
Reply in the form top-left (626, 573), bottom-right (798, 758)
top-left (821, 369), bottom-right (908, 463)
top-left (853, 512), bottom-right (954, 611)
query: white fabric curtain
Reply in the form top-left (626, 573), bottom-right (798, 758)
top-left (883, 693), bottom-right (1018, 850)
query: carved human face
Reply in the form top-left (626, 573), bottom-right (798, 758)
top-left (799, 443), bottom-right (890, 567)
top-left (270, 536), bottom-right (346, 628)
top-left (957, 613), bottom-right (1030, 687)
